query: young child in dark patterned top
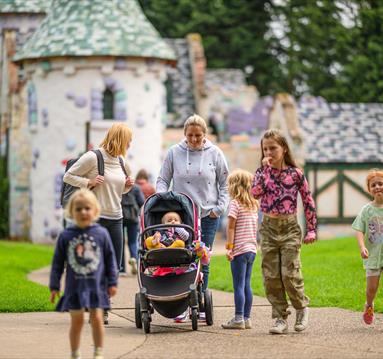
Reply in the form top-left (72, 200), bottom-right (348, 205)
top-left (222, 169), bottom-right (258, 330)
top-left (252, 129), bottom-right (317, 335)
top-left (49, 189), bottom-right (118, 359)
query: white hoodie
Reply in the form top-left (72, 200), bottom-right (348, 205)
top-left (156, 139), bottom-right (229, 218)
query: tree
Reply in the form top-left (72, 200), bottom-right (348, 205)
top-left (139, 0), bottom-right (285, 95)
top-left (274, 0), bottom-right (352, 99)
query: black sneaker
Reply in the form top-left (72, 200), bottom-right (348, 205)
top-left (103, 310), bottom-right (109, 325)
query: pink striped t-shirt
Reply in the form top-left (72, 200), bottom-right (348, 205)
top-left (228, 199), bottom-right (258, 257)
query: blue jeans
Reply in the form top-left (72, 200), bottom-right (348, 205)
top-left (201, 216), bottom-right (219, 292)
top-left (231, 252), bottom-right (256, 318)
top-left (98, 217), bottom-right (123, 271)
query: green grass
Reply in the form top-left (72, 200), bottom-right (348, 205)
top-left (0, 240), bottom-right (55, 312)
top-left (209, 237), bottom-right (383, 312)
top-left (0, 236), bottom-right (380, 313)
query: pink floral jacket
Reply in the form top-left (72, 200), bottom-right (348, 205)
top-left (252, 165), bottom-right (317, 236)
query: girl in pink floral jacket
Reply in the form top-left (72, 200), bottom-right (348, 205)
top-left (252, 129), bottom-right (317, 335)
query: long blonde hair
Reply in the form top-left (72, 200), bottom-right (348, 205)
top-left (100, 123), bottom-right (132, 157)
top-left (65, 188), bottom-right (101, 222)
top-left (366, 168), bottom-right (383, 193)
top-left (260, 129), bottom-right (297, 168)
top-left (228, 169), bottom-right (258, 210)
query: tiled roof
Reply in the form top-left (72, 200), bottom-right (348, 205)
top-left (14, 0), bottom-right (176, 62)
top-left (0, 0), bottom-right (50, 13)
top-left (205, 69), bottom-right (246, 91)
top-left (298, 97), bottom-right (383, 163)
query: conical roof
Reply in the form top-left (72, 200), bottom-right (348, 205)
top-left (0, 0), bottom-right (50, 13)
top-left (14, 0), bottom-right (176, 62)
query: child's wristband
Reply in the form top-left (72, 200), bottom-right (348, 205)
top-left (225, 243), bottom-right (234, 250)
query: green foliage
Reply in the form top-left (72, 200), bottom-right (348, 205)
top-left (210, 237), bottom-right (382, 312)
top-left (0, 156), bottom-right (9, 238)
top-left (0, 241), bottom-right (55, 312)
top-left (139, 0), bottom-right (383, 101)
top-left (272, 0), bottom-right (383, 101)
top-left (139, 0), bottom-right (284, 95)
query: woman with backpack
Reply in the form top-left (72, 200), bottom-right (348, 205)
top-left (121, 184), bottom-right (145, 275)
top-left (63, 123), bottom-right (134, 324)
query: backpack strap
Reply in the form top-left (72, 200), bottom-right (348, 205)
top-left (91, 149), bottom-right (126, 177)
top-left (92, 149), bottom-right (105, 176)
top-left (118, 156), bottom-right (128, 177)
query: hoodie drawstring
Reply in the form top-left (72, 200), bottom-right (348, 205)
top-left (186, 144), bottom-right (205, 175)
top-left (198, 149), bottom-right (204, 174)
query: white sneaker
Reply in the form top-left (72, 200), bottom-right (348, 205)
top-left (174, 310), bottom-right (188, 323)
top-left (269, 318), bottom-right (288, 334)
top-left (70, 352), bottom-right (81, 359)
top-left (221, 317), bottom-right (245, 329)
top-left (129, 258), bottom-right (138, 275)
top-left (199, 312), bottom-right (206, 321)
top-left (294, 307), bottom-right (309, 332)
top-left (94, 347), bottom-right (103, 359)
top-left (244, 318), bottom-right (252, 329)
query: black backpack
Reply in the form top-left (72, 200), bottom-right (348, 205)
top-left (121, 188), bottom-right (140, 224)
top-left (61, 149), bottom-right (127, 208)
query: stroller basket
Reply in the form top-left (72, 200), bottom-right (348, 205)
top-left (143, 248), bottom-right (195, 267)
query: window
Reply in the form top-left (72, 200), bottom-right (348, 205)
top-left (102, 88), bottom-right (114, 120)
top-left (164, 77), bottom-right (174, 113)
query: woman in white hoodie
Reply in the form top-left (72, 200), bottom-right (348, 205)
top-left (157, 114), bottom-right (229, 297)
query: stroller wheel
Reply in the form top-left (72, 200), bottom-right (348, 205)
top-left (142, 312), bottom-right (151, 334)
top-left (204, 289), bottom-right (214, 326)
top-left (135, 293), bottom-right (142, 329)
top-left (191, 308), bottom-right (198, 331)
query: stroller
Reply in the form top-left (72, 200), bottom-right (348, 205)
top-left (135, 191), bottom-right (214, 333)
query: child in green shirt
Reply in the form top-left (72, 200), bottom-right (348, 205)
top-left (352, 168), bottom-right (383, 325)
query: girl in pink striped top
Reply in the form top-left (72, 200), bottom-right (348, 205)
top-left (222, 169), bottom-right (258, 330)
top-left (252, 129), bottom-right (317, 335)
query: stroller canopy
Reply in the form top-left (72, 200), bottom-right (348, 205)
top-left (143, 191), bottom-right (196, 229)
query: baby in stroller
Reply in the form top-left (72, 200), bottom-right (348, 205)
top-left (136, 191), bottom-right (214, 332)
top-left (145, 211), bottom-right (189, 249)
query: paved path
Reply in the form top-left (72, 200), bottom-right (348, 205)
top-left (1, 241), bottom-right (383, 359)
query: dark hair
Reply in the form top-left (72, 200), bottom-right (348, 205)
top-left (136, 168), bottom-right (150, 181)
top-left (260, 129), bottom-right (297, 168)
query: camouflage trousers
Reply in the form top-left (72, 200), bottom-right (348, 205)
top-left (259, 215), bottom-right (309, 319)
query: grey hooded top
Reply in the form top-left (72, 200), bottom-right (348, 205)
top-left (156, 138), bottom-right (229, 218)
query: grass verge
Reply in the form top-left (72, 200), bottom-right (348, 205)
top-left (0, 240), bottom-right (54, 312)
top-left (209, 236), bottom-right (383, 312)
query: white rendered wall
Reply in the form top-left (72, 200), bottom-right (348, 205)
top-left (16, 58), bottom-right (167, 242)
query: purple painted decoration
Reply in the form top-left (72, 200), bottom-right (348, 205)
top-left (42, 108), bottom-right (49, 127)
top-left (50, 228), bottom-right (59, 240)
top-left (65, 138), bottom-right (76, 151)
top-left (33, 148), bottom-right (40, 159)
top-left (227, 97), bottom-right (272, 135)
top-left (91, 101), bottom-right (103, 111)
top-left (136, 115), bottom-right (145, 128)
top-left (74, 96), bottom-right (87, 108)
top-left (91, 89), bottom-right (103, 100)
top-left (66, 91), bottom-right (75, 100)
top-left (104, 77), bottom-right (116, 90)
top-left (115, 58), bottom-right (127, 70)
